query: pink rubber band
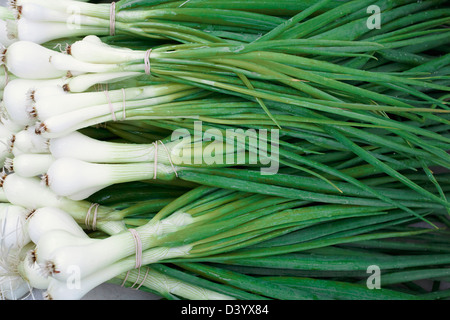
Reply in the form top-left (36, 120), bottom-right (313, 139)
top-left (110, 2), bottom-right (116, 36)
top-left (144, 49), bottom-right (152, 75)
top-left (129, 229), bottom-right (143, 269)
top-left (85, 203), bottom-right (99, 231)
top-left (152, 141), bottom-right (178, 179)
top-left (121, 267), bottom-right (149, 289)
top-left (121, 271), bottom-right (130, 287)
top-left (135, 268), bottom-right (150, 290)
top-left (130, 268), bottom-right (141, 289)
top-left (104, 90), bottom-right (117, 122)
top-left (158, 140), bottom-right (178, 177)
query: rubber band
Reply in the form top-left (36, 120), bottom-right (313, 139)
top-left (121, 267), bottom-right (149, 290)
top-left (85, 203), bottom-right (99, 231)
top-left (144, 49), bottom-right (152, 75)
top-left (135, 268), bottom-right (150, 290)
top-left (104, 90), bottom-right (117, 122)
top-left (130, 268), bottom-right (141, 289)
top-left (120, 271), bottom-right (130, 287)
top-left (152, 140), bottom-right (178, 179)
top-left (110, 2), bottom-right (116, 36)
top-left (129, 229), bottom-right (143, 269)
top-left (96, 83), bottom-right (107, 92)
top-left (158, 140), bottom-right (179, 177)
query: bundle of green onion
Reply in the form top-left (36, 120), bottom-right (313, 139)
top-left (0, 0), bottom-right (449, 300)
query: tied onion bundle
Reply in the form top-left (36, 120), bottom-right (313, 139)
top-left (0, 0), bottom-right (449, 301)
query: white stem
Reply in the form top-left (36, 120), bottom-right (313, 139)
top-left (1, 174), bottom-right (126, 235)
top-left (12, 126), bottom-right (49, 154)
top-left (20, 3), bottom-right (108, 26)
top-left (0, 203), bottom-right (30, 250)
top-left (0, 7), bottom-right (14, 21)
top-left (46, 211), bottom-right (194, 282)
top-left (0, 188), bottom-right (8, 202)
top-left (26, 207), bottom-right (88, 244)
top-left (39, 213), bottom-right (194, 281)
top-left (45, 245), bottom-right (192, 300)
top-left (17, 18), bottom-right (108, 45)
top-left (5, 41), bottom-right (68, 79)
top-left (2, 78), bottom-right (65, 126)
top-left (65, 71), bottom-right (141, 93)
top-left (15, 0), bottom-right (110, 19)
top-left (49, 131), bottom-right (155, 163)
top-left (33, 83), bottom-right (191, 120)
top-left (0, 19), bottom-right (17, 47)
top-left (121, 267), bottom-right (234, 300)
top-left (33, 229), bottom-right (96, 266)
top-left (45, 158), bottom-right (179, 200)
top-left (17, 257), bottom-right (50, 290)
top-left (0, 107), bottom-right (25, 134)
top-left (7, 153), bottom-right (54, 177)
top-left (49, 51), bottom-right (119, 74)
top-left (0, 123), bottom-right (14, 143)
top-left (70, 35), bottom-right (147, 64)
top-left (37, 90), bottom-right (194, 138)
top-left (38, 95), bottom-right (175, 136)
top-left (0, 137), bottom-right (12, 166)
top-left (48, 131), bottom-right (190, 167)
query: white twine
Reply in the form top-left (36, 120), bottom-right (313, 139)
top-left (135, 268), bottom-right (150, 290)
top-left (110, 2), bottom-right (116, 36)
top-left (152, 140), bottom-right (178, 180)
top-left (144, 49), bottom-right (152, 75)
top-left (121, 267), bottom-right (150, 290)
top-left (158, 140), bottom-right (178, 177)
top-left (104, 89), bottom-right (127, 121)
top-left (129, 228), bottom-right (143, 269)
top-left (85, 203), bottom-right (99, 231)
top-left (120, 271), bottom-right (130, 287)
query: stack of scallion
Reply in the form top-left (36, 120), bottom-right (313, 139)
top-left (0, 0), bottom-right (449, 301)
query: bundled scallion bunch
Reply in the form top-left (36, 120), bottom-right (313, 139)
top-left (0, 0), bottom-right (449, 300)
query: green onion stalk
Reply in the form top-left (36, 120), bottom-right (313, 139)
top-left (6, 0), bottom-right (342, 44)
top-left (8, 0), bottom-right (447, 45)
top-left (58, 36), bottom-right (449, 154)
top-left (6, 113), bottom-right (448, 223)
top-left (25, 122), bottom-right (446, 225)
top-left (0, 171), bottom-right (189, 237)
top-left (3, 184), bottom-right (450, 300)
top-left (170, 221), bottom-right (450, 300)
top-left (1, 0), bottom-right (449, 300)
top-left (2, 37), bottom-right (446, 214)
top-left (29, 184), bottom-right (444, 300)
